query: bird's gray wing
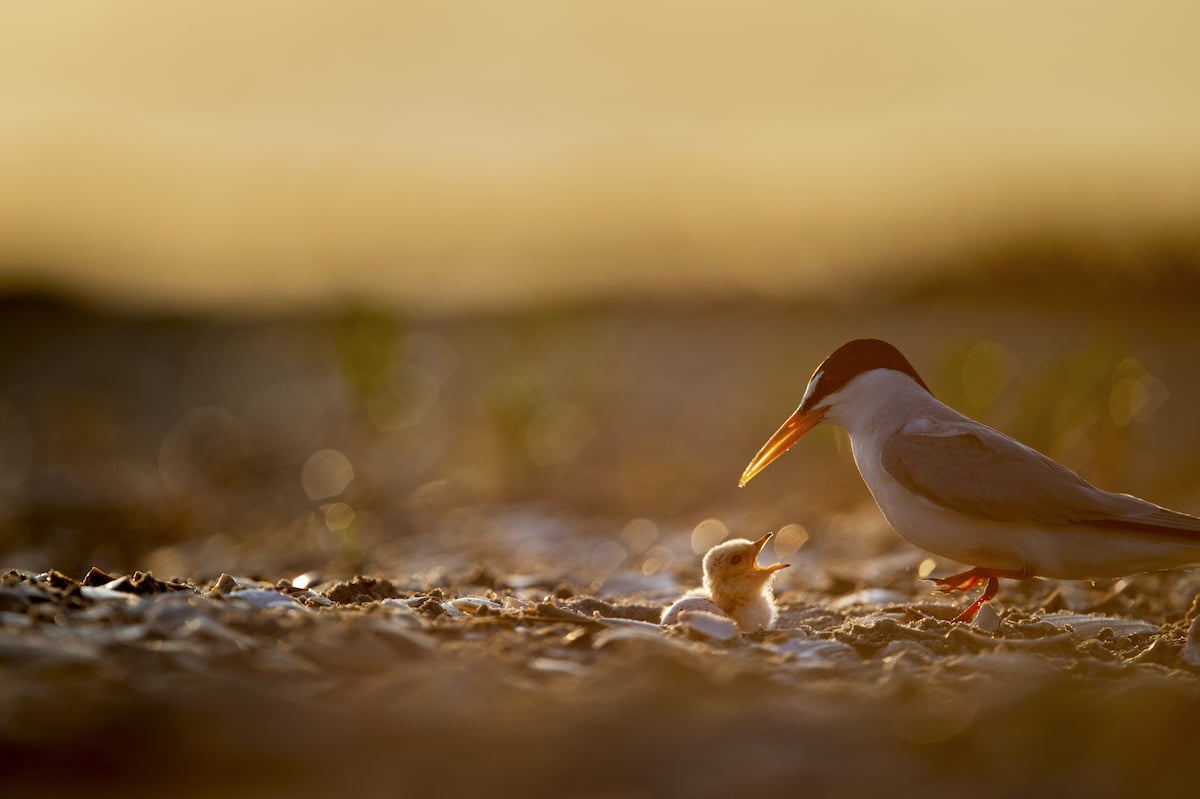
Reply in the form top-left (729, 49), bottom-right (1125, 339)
top-left (879, 419), bottom-right (1200, 535)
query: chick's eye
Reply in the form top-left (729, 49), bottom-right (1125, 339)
top-left (729, 555), bottom-right (743, 565)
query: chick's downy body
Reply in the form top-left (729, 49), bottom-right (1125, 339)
top-left (661, 533), bottom-right (789, 631)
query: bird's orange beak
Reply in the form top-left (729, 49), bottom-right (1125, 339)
top-left (751, 532), bottom-right (790, 573)
top-left (739, 406), bottom-right (828, 487)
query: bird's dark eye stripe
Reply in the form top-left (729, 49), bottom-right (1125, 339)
top-left (801, 372), bottom-right (838, 411)
top-left (800, 339), bottom-right (931, 411)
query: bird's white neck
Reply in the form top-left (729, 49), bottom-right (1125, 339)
top-left (822, 369), bottom-right (946, 439)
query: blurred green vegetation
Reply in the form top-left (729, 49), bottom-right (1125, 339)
top-left (0, 272), bottom-right (1198, 577)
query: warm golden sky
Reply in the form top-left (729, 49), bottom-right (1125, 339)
top-left (3, 2), bottom-right (1200, 310)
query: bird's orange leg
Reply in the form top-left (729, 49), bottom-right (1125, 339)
top-left (928, 567), bottom-right (1022, 623)
top-left (949, 575), bottom-right (999, 623)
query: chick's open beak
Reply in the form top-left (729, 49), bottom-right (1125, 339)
top-left (751, 532), bottom-right (790, 573)
top-left (739, 406), bottom-right (828, 487)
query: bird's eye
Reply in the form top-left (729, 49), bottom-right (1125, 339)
top-left (730, 555), bottom-right (744, 565)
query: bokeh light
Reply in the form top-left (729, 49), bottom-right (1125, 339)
top-left (302, 449), bottom-right (355, 501)
top-left (691, 518), bottom-right (729, 555)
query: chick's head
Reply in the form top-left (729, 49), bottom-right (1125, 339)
top-left (702, 533), bottom-right (789, 600)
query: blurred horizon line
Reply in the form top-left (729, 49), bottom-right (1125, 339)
top-left (3, 220), bottom-right (1200, 318)
top-left (3, 134), bottom-right (1200, 314)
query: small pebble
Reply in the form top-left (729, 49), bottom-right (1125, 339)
top-left (210, 574), bottom-right (239, 595)
top-left (82, 567), bottom-right (119, 587)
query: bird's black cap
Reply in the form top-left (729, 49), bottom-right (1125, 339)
top-left (799, 338), bottom-right (932, 412)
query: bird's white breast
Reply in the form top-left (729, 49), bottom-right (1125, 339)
top-left (849, 419), bottom-right (1030, 571)
top-left (830, 374), bottom-right (1044, 572)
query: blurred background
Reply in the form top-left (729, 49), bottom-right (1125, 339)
top-left (2, 1), bottom-right (1200, 580)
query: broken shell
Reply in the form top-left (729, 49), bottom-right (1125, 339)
top-left (1041, 613), bottom-right (1158, 639)
top-left (438, 602), bottom-right (468, 617)
top-left (661, 595), bottom-right (724, 626)
top-left (830, 589), bottom-right (911, 610)
top-left (224, 590), bottom-right (305, 611)
top-left (972, 602), bottom-right (1001, 633)
top-left (80, 586), bottom-right (140, 603)
top-left (502, 596), bottom-right (535, 611)
top-left (676, 610), bottom-right (739, 641)
top-left (529, 657), bottom-right (589, 677)
top-left (773, 636), bottom-right (860, 662)
top-left (450, 596), bottom-right (503, 615)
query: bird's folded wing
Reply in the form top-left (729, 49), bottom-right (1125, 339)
top-left (879, 421), bottom-right (1200, 535)
top-left (1086, 501), bottom-right (1200, 535)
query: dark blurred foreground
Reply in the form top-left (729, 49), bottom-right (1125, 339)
top-left (2, 564), bottom-right (1199, 799)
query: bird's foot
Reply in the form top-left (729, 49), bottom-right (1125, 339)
top-left (929, 568), bottom-right (992, 594)
top-left (950, 577), bottom-right (999, 623)
top-left (928, 568), bottom-right (1001, 623)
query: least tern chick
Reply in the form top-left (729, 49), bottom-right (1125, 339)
top-left (662, 533), bottom-right (790, 632)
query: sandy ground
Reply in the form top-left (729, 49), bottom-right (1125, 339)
top-left (3, 557), bottom-right (1200, 799)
